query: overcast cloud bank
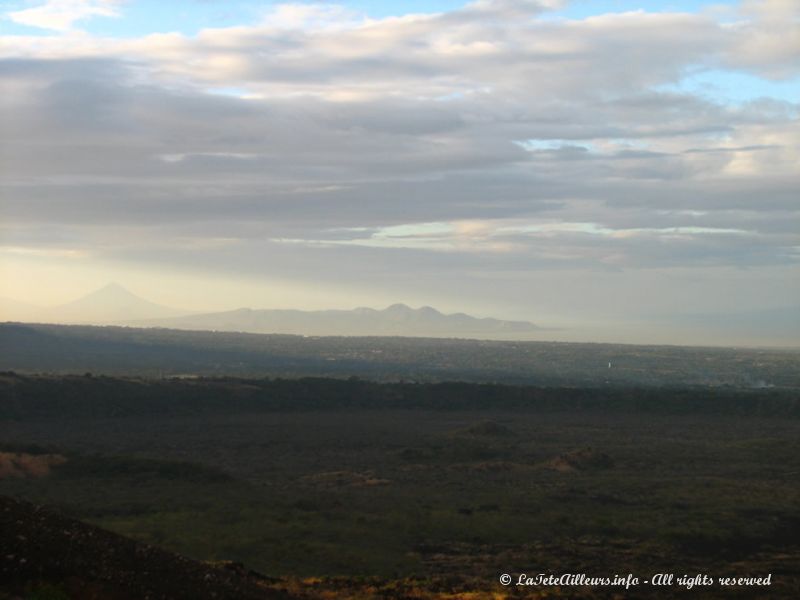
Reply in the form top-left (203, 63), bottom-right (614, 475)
top-left (0, 0), bottom-right (798, 345)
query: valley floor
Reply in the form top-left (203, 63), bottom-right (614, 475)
top-left (1, 377), bottom-right (798, 598)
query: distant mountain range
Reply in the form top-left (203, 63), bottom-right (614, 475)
top-left (136, 303), bottom-right (540, 338)
top-left (2, 283), bottom-right (540, 339)
top-left (3, 283), bottom-right (798, 345)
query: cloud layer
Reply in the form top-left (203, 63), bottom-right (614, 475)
top-left (1, 0), bottom-right (798, 344)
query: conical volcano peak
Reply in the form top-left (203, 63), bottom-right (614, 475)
top-left (48, 283), bottom-right (189, 323)
top-left (87, 282), bottom-right (140, 299)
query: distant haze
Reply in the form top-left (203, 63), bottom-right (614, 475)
top-left (135, 303), bottom-right (541, 339)
top-left (1, 283), bottom-right (797, 347)
top-left (2, 283), bottom-right (541, 340)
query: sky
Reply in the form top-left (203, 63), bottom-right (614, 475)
top-left (0, 0), bottom-right (798, 346)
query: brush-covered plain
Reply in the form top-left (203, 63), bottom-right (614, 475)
top-left (0, 375), bottom-right (798, 598)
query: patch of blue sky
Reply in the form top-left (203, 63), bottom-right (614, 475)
top-left (665, 69), bottom-right (800, 106)
top-left (206, 86), bottom-right (253, 98)
top-left (1, 0), bottom-right (745, 39)
top-left (0, 20), bottom-right (46, 36)
top-left (515, 139), bottom-right (598, 152)
top-left (0, 1), bottom-right (46, 36)
top-left (0, 0), bottom-right (472, 38)
top-left (0, 0), bottom-right (256, 37)
top-left (78, 0), bottom-right (266, 37)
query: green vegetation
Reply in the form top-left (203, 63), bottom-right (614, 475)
top-left (1, 375), bottom-right (798, 598)
top-left (1, 372), bottom-right (798, 421)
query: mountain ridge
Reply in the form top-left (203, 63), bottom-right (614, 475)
top-left (133, 302), bottom-right (540, 338)
top-left (4, 283), bottom-right (540, 339)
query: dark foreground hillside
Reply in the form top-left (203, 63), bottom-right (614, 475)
top-left (4, 492), bottom-right (797, 600)
top-left (0, 495), bottom-right (287, 600)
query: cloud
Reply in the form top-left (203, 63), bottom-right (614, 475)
top-left (0, 2), bottom-right (798, 334)
top-left (1, 51), bottom-right (796, 258)
top-left (261, 3), bottom-right (366, 31)
top-left (7, 0), bottom-right (124, 32)
top-left (726, 0), bottom-right (800, 79)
